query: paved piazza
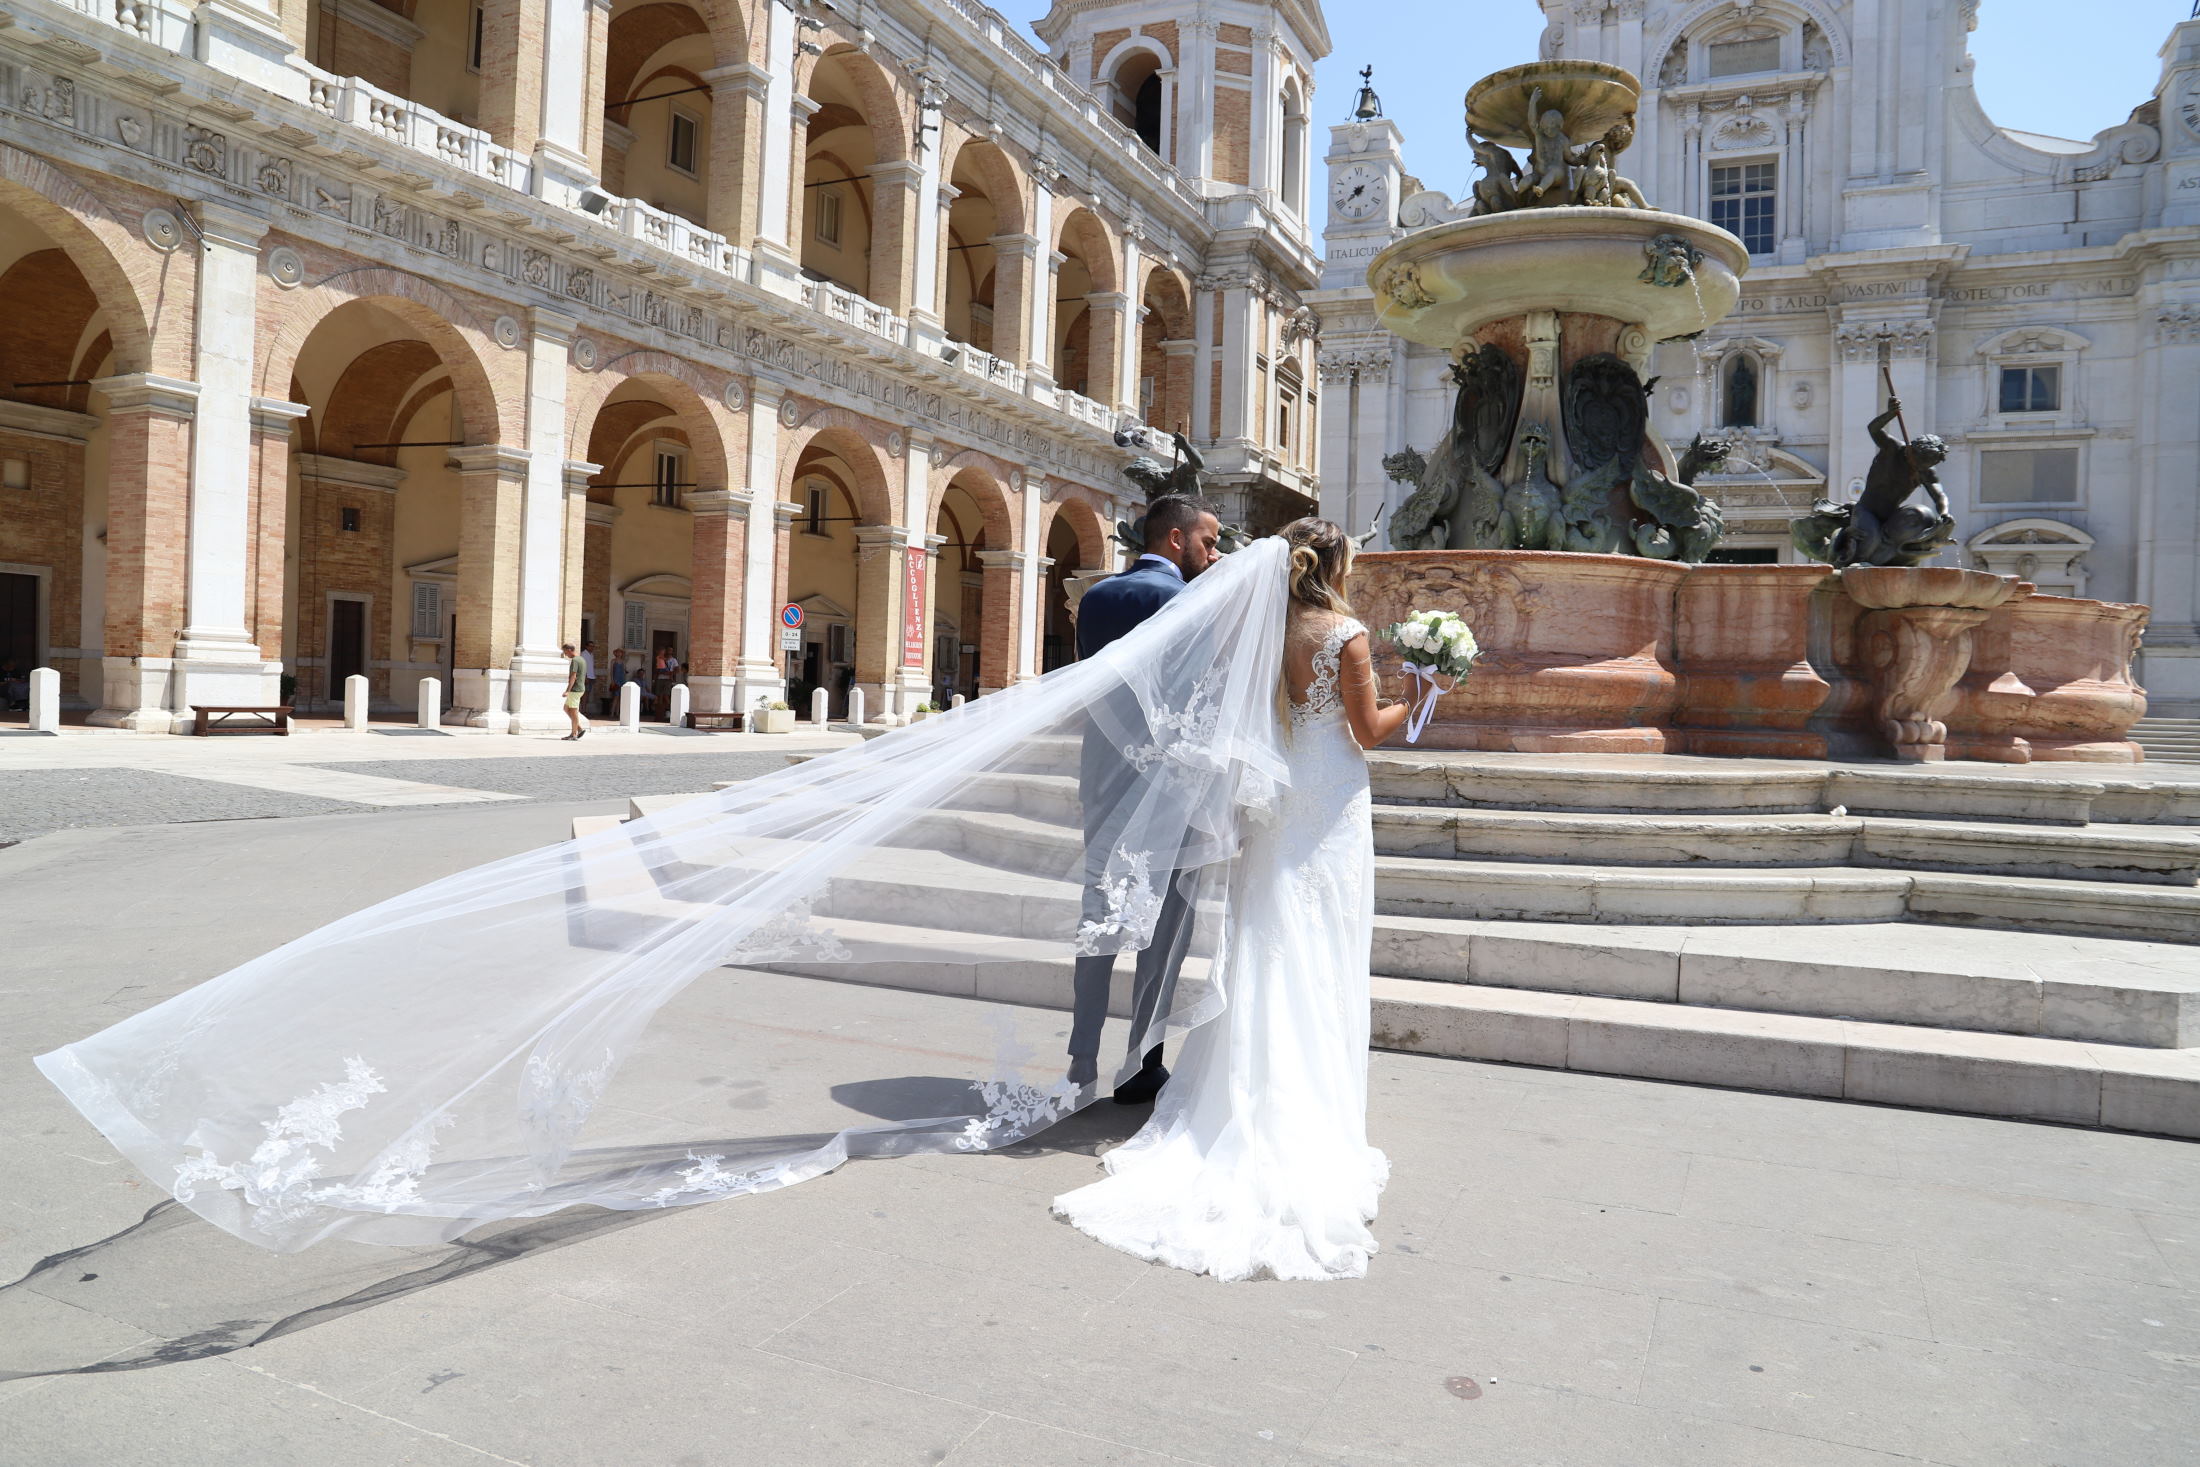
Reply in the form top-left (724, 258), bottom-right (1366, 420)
top-left (2, 740), bottom-right (2197, 1466)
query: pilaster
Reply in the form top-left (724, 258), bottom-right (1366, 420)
top-left (447, 444), bottom-right (532, 729)
top-left (86, 373), bottom-right (199, 732)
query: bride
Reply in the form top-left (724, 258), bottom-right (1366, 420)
top-left (34, 516), bottom-right (1407, 1280)
top-left (1055, 518), bottom-right (1405, 1280)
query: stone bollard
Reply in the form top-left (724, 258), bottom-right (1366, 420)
top-left (343, 674), bottom-right (370, 730)
top-left (950, 693), bottom-right (966, 710)
top-left (618, 680), bottom-right (641, 732)
top-left (417, 677), bottom-right (441, 730)
top-left (847, 687), bottom-right (866, 728)
top-left (28, 666), bottom-right (59, 733)
top-left (810, 687), bottom-right (830, 726)
top-left (668, 684), bottom-right (691, 728)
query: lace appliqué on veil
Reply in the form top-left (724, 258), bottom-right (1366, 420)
top-left (1124, 667), bottom-right (1227, 773)
top-left (172, 1057), bottom-right (450, 1240)
top-left (955, 1017), bottom-right (1082, 1152)
top-left (646, 1151), bottom-right (795, 1207)
top-left (725, 897), bottom-right (852, 965)
top-left (1073, 848), bottom-right (1161, 955)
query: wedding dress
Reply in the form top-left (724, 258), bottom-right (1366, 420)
top-left (33, 540), bottom-right (1386, 1275)
top-left (1054, 614), bottom-right (1388, 1282)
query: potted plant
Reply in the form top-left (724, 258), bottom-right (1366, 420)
top-left (752, 697), bottom-right (795, 734)
top-left (911, 701), bottom-right (939, 722)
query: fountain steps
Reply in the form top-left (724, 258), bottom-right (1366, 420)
top-left (579, 750), bottom-right (2199, 1135)
top-left (2134, 718), bottom-right (2200, 765)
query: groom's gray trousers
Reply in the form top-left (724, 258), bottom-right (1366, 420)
top-left (1067, 712), bottom-right (1197, 1068)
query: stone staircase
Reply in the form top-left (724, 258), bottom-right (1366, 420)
top-left (580, 743), bottom-right (2200, 1139)
top-left (2135, 716), bottom-right (2200, 766)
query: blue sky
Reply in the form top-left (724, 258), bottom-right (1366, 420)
top-left (990, 2), bottom-right (2177, 195)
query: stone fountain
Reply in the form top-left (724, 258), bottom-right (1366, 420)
top-left (1345, 60), bottom-right (2149, 764)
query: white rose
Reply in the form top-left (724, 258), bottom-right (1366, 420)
top-left (1403, 625), bottom-right (1430, 652)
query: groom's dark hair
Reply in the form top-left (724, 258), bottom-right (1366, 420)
top-left (1143, 494), bottom-right (1218, 549)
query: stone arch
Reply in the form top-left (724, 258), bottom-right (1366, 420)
top-left (565, 348), bottom-right (737, 486)
top-left (801, 44), bottom-right (911, 167)
top-left (256, 260), bottom-right (520, 447)
top-left (940, 136), bottom-right (1030, 240)
top-left (1043, 492), bottom-right (1110, 571)
top-left (927, 448), bottom-right (1018, 545)
top-left (1649, 0), bottom-right (1848, 75)
top-left (0, 145), bottom-right (171, 376)
top-left (781, 407), bottom-right (896, 526)
top-left (1054, 205), bottom-right (1121, 295)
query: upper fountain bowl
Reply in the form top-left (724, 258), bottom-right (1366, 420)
top-left (1366, 207), bottom-right (1750, 349)
top-left (1466, 60), bottom-right (1642, 149)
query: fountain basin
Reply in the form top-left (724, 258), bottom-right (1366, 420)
top-left (1368, 208), bottom-right (1749, 349)
top-left (1349, 551), bottom-right (2148, 762)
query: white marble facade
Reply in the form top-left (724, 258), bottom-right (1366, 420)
top-left (1313, 2), bottom-right (2200, 713)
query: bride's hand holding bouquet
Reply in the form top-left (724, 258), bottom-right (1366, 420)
top-left (1380, 610), bottom-right (1478, 745)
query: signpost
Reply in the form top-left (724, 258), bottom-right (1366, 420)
top-left (780, 602), bottom-right (805, 658)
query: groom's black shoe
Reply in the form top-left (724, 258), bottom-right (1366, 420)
top-left (1112, 1047), bottom-right (1168, 1105)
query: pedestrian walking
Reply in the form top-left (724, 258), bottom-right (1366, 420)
top-left (561, 641), bottom-right (590, 740)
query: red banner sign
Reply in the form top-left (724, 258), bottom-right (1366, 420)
top-left (901, 546), bottom-right (928, 668)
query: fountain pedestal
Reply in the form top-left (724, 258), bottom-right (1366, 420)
top-left (1838, 568), bottom-right (2022, 763)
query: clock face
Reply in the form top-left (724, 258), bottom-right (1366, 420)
top-left (1333, 163), bottom-right (1387, 223)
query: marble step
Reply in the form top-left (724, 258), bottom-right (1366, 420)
top-left (1371, 917), bottom-right (2200, 1048)
top-left (1370, 758), bottom-right (2200, 828)
top-left (1369, 976), bottom-right (2200, 1140)
top-left (702, 783), bottom-right (2200, 885)
top-left (627, 796), bottom-right (2200, 941)
top-left (1382, 808), bottom-right (2200, 886)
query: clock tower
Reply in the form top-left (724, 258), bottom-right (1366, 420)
top-left (1319, 90), bottom-right (1407, 291)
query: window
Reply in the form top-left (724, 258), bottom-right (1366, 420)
top-left (1707, 34), bottom-right (1781, 78)
top-left (623, 600), bottom-right (649, 651)
top-left (827, 622), bottom-right (849, 665)
top-left (410, 581), bottom-right (443, 641)
top-left (467, 2), bottom-right (485, 73)
top-left (805, 483), bottom-right (828, 535)
top-left (815, 188), bottom-right (843, 248)
top-left (667, 109), bottom-right (699, 176)
top-left (340, 506), bottom-right (361, 533)
top-left (1, 458), bottom-right (28, 490)
top-left (1133, 73), bottom-right (1164, 154)
top-left (1723, 355), bottom-right (1759, 427)
top-left (1710, 162), bottom-right (1777, 255)
top-left (1999, 365), bottom-right (2060, 414)
top-left (652, 449), bottom-right (684, 508)
top-left (1979, 447), bottom-right (2079, 504)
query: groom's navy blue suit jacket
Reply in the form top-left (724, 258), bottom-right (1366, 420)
top-left (1076, 556), bottom-right (1184, 659)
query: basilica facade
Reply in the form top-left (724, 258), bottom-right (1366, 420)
top-left (0, 0), bottom-right (1326, 731)
top-left (1316, 2), bottom-right (2200, 713)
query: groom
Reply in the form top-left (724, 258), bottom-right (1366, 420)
top-left (1067, 493), bottom-right (1223, 1103)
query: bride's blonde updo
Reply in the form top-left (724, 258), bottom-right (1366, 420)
top-left (1283, 517), bottom-right (1355, 613)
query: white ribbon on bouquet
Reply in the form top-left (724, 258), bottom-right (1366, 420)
top-left (1399, 662), bottom-right (1457, 744)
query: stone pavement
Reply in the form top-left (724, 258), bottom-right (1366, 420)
top-left (0, 722), bottom-right (858, 844)
top-left (4, 800), bottom-right (2198, 1465)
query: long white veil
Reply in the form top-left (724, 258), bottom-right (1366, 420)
top-left (36, 539), bottom-right (1296, 1252)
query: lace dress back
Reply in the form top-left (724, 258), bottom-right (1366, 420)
top-left (1054, 603), bottom-right (1389, 1281)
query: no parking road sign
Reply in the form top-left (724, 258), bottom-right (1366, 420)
top-left (780, 603), bottom-right (804, 651)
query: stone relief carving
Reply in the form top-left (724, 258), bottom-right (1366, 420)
top-left (565, 267), bottom-right (594, 302)
top-left (522, 249), bottom-right (553, 286)
top-left (265, 247), bottom-right (305, 288)
top-left (313, 184), bottom-right (350, 218)
top-left (255, 156), bottom-right (291, 196)
top-left (182, 124), bottom-right (226, 175)
top-left (493, 316), bottom-right (523, 349)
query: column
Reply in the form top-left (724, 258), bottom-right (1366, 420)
top-left (174, 203), bottom-right (279, 725)
top-left (868, 160), bottom-right (925, 317)
top-left (583, 500), bottom-right (618, 670)
top-left (531, 0), bottom-right (606, 205)
top-left (447, 445), bottom-right (530, 729)
top-left (895, 434), bottom-right (936, 707)
top-left (560, 460), bottom-right (596, 679)
top-left (247, 397), bottom-right (310, 679)
top-left (705, 64), bottom-right (770, 244)
top-left (906, 84), bottom-right (948, 343)
top-left (1191, 277), bottom-right (1217, 441)
top-left (2137, 305), bottom-right (2200, 701)
top-left (973, 548), bottom-right (1024, 695)
top-left (1177, 21), bottom-right (1216, 180)
top-left (737, 381), bottom-right (788, 706)
top-left (990, 234), bottom-right (1039, 369)
top-left (1117, 227), bottom-right (1145, 412)
top-left (1083, 292), bottom-right (1129, 408)
top-left (1216, 280), bottom-right (1260, 450)
top-left (1018, 469), bottom-right (1045, 680)
top-left (687, 488), bottom-right (754, 715)
top-left (1249, 32), bottom-right (1279, 202)
top-left (87, 374), bottom-right (199, 731)
top-left (505, 310), bottom-right (578, 732)
top-left (852, 523), bottom-right (913, 718)
top-left (751, 3), bottom-right (803, 291)
top-left (1024, 162), bottom-right (1059, 387)
top-left (1033, 251), bottom-right (1066, 392)
top-left (479, 0), bottom-right (550, 157)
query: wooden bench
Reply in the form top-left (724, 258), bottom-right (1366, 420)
top-left (686, 710), bottom-right (747, 731)
top-left (192, 705), bottom-right (293, 736)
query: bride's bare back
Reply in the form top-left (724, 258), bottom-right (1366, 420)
top-left (1283, 605), bottom-right (1409, 748)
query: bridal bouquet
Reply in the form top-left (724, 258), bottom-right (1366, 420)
top-left (1380, 610), bottom-right (1479, 744)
